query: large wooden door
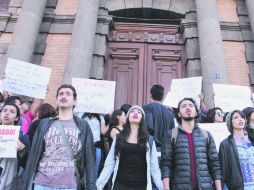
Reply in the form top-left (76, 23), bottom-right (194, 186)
top-left (106, 23), bottom-right (185, 109)
top-left (107, 43), bottom-right (145, 109)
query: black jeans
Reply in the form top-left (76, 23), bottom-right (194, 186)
top-left (113, 182), bottom-right (146, 190)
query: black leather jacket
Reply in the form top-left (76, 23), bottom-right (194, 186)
top-left (160, 125), bottom-right (221, 190)
top-left (21, 116), bottom-right (96, 190)
top-left (219, 135), bottom-right (246, 190)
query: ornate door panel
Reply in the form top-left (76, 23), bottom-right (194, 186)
top-left (107, 43), bottom-right (145, 109)
top-left (144, 44), bottom-right (185, 103)
top-left (106, 22), bottom-right (185, 108)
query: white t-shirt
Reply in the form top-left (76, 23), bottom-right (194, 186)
top-left (85, 116), bottom-right (105, 142)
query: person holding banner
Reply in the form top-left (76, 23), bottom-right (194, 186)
top-left (219, 110), bottom-right (254, 190)
top-left (21, 84), bottom-right (96, 190)
top-left (0, 103), bottom-right (30, 190)
top-left (96, 105), bottom-right (163, 190)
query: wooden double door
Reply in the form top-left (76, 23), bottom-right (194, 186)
top-left (106, 23), bottom-right (185, 109)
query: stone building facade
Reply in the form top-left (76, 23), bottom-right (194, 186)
top-left (0, 0), bottom-right (253, 108)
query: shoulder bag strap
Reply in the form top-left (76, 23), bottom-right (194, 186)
top-left (55, 120), bottom-right (83, 188)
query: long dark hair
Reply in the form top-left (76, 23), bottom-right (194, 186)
top-left (38, 103), bottom-right (57, 119)
top-left (115, 111), bottom-right (148, 157)
top-left (109, 109), bottom-right (124, 129)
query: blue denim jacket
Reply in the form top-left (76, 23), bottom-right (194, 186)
top-left (96, 138), bottom-right (163, 190)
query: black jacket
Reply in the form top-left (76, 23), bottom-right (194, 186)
top-left (143, 102), bottom-right (175, 146)
top-left (219, 135), bottom-right (246, 190)
top-left (21, 116), bottom-right (96, 190)
top-left (160, 125), bottom-right (221, 190)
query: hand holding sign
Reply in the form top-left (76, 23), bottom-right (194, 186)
top-left (0, 125), bottom-right (21, 158)
top-left (163, 77), bottom-right (202, 108)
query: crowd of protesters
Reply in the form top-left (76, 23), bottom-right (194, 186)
top-left (0, 81), bottom-right (253, 190)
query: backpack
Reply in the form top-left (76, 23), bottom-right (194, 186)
top-left (170, 127), bottom-right (209, 146)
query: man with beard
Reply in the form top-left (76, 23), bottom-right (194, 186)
top-left (160, 98), bottom-right (222, 190)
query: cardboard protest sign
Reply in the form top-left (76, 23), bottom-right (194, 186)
top-left (72, 78), bottom-right (116, 114)
top-left (3, 58), bottom-right (51, 99)
top-left (199, 123), bottom-right (230, 151)
top-left (213, 84), bottom-right (253, 112)
top-left (0, 125), bottom-right (20, 158)
top-left (163, 77), bottom-right (202, 108)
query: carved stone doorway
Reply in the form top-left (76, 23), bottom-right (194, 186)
top-left (106, 22), bottom-right (185, 108)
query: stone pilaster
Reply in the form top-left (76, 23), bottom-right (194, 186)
top-left (63, 0), bottom-right (100, 83)
top-left (246, 0), bottom-right (254, 40)
top-left (195, 0), bottom-right (228, 108)
top-left (0, 0), bottom-right (47, 73)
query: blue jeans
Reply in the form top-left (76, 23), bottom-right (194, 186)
top-left (34, 184), bottom-right (76, 190)
top-left (95, 147), bottom-right (102, 178)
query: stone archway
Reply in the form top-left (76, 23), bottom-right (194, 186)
top-left (106, 0), bottom-right (190, 15)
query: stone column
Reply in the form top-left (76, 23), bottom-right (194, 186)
top-left (195, 0), bottom-right (228, 108)
top-left (0, 0), bottom-right (47, 73)
top-left (63, 0), bottom-right (100, 84)
top-left (246, 0), bottom-right (254, 40)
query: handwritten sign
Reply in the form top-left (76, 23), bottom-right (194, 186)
top-left (72, 78), bottom-right (116, 114)
top-left (199, 123), bottom-right (230, 151)
top-left (163, 77), bottom-right (202, 108)
top-left (2, 58), bottom-right (51, 99)
top-left (213, 84), bottom-right (253, 112)
top-left (0, 125), bottom-right (20, 158)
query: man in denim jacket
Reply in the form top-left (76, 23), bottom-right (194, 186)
top-left (21, 84), bottom-right (96, 190)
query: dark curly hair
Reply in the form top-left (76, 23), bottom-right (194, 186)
top-left (109, 109), bottom-right (124, 129)
top-left (115, 110), bottom-right (148, 157)
top-left (38, 103), bottom-right (57, 119)
top-left (176, 97), bottom-right (199, 124)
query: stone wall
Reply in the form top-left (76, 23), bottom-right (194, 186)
top-left (0, 0), bottom-right (253, 105)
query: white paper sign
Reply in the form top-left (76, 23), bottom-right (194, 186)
top-left (199, 123), bottom-right (230, 151)
top-left (0, 125), bottom-right (20, 158)
top-left (2, 58), bottom-right (51, 99)
top-left (213, 84), bottom-right (253, 112)
top-left (72, 78), bottom-right (116, 114)
top-left (0, 80), bottom-right (2, 93)
top-left (163, 77), bottom-right (202, 108)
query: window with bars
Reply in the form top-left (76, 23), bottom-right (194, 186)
top-left (0, 0), bottom-right (10, 12)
